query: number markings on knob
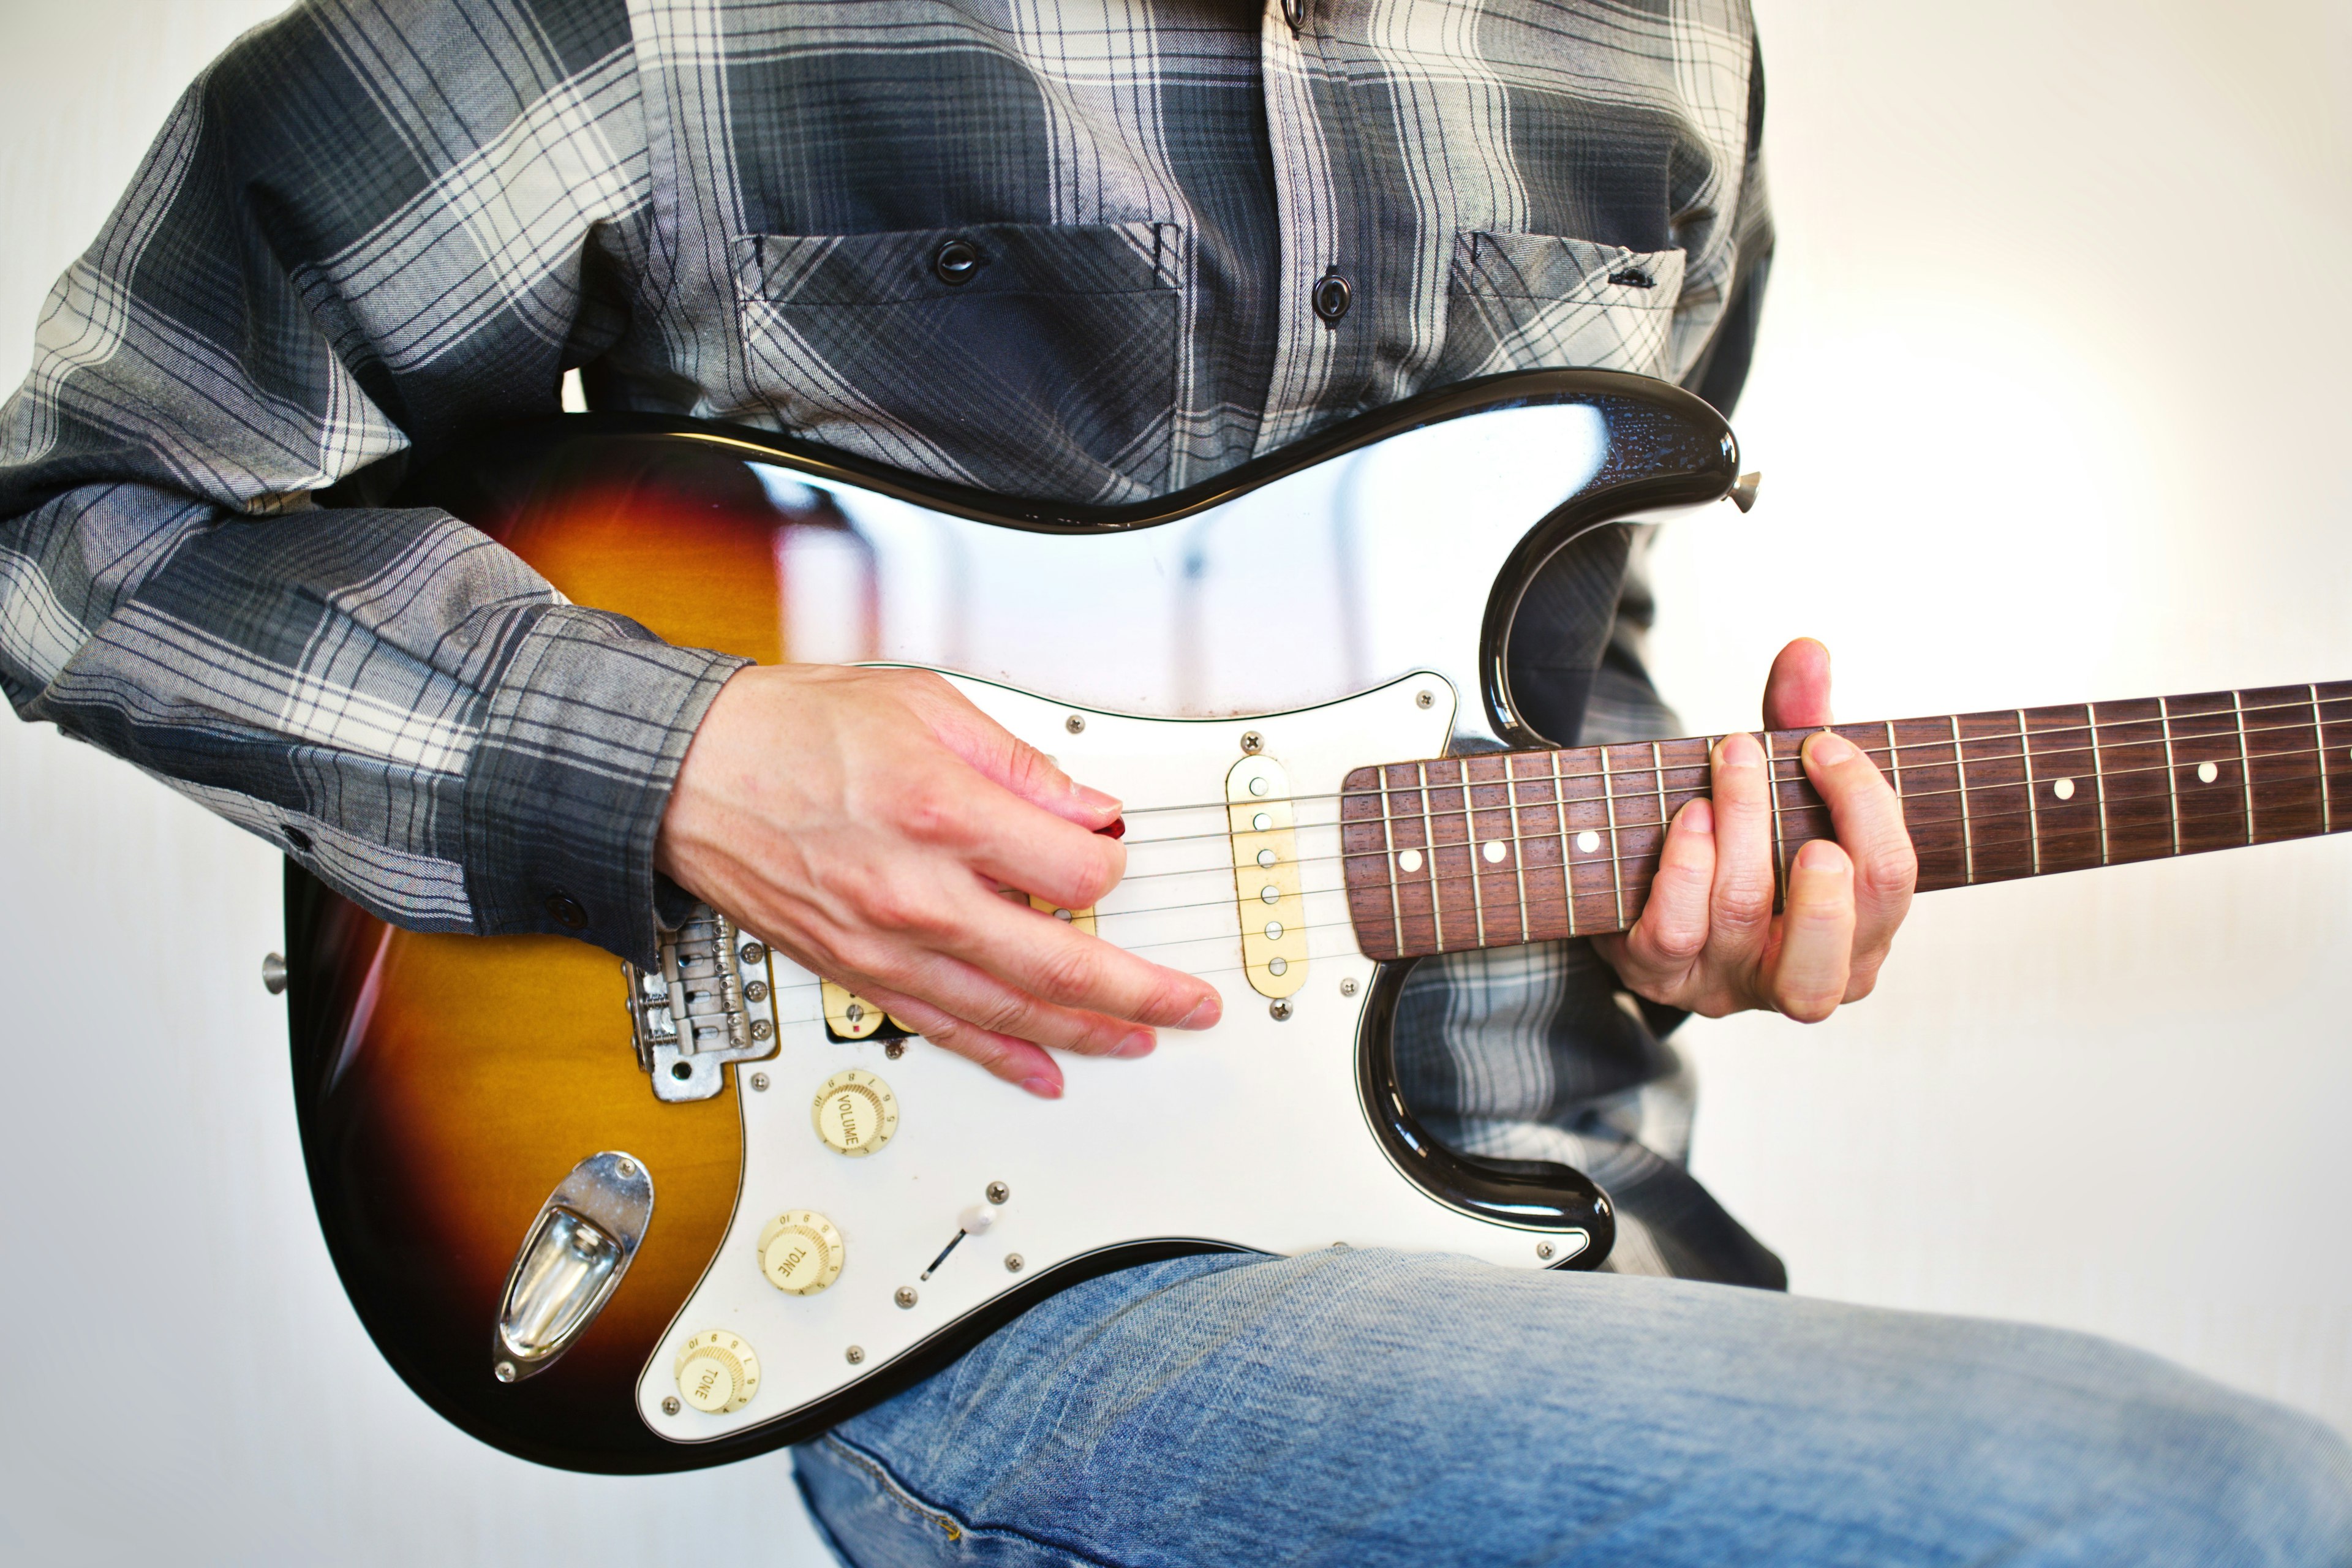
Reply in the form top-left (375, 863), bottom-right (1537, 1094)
top-left (813, 1068), bottom-right (899, 1156)
top-left (674, 1329), bottom-right (760, 1414)
top-left (759, 1210), bottom-right (846, 1295)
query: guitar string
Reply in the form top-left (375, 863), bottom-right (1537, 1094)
top-left (1105, 736), bottom-right (2352, 885)
top-left (734, 788), bottom-right (2326, 1019)
top-left (1102, 695), bottom-right (2352, 827)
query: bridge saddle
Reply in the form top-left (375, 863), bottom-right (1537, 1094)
top-left (622, 906), bottom-right (779, 1101)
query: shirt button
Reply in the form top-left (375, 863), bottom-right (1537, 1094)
top-left (933, 238), bottom-right (980, 285)
top-left (1311, 270), bottom-right (1352, 324)
top-left (545, 892), bottom-right (588, 930)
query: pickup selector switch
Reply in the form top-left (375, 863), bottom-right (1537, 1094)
top-left (813, 1069), bottom-right (899, 1156)
top-left (759, 1210), bottom-right (846, 1295)
top-left (674, 1329), bottom-right (760, 1413)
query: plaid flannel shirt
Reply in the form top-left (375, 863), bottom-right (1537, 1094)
top-left (0, 0), bottom-right (1775, 1281)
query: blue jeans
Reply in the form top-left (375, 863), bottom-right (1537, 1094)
top-left (792, 1250), bottom-right (2352, 1566)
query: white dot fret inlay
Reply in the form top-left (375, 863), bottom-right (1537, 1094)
top-left (2053, 777), bottom-right (2075, 801)
top-left (1482, 840), bottom-right (1507, 864)
top-left (1575, 831), bottom-right (1601, 854)
top-left (2197, 761), bottom-right (2219, 784)
top-left (1397, 848), bottom-right (1423, 873)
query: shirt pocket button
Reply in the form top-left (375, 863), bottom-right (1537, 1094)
top-left (1311, 270), bottom-right (1352, 324)
top-left (932, 238), bottom-right (981, 285)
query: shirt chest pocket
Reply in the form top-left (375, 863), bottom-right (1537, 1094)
top-left (1431, 233), bottom-right (1687, 386)
top-left (735, 222), bottom-right (1184, 503)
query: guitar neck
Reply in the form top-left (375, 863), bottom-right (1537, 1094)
top-left (1341, 681), bottom-right (2352, 962)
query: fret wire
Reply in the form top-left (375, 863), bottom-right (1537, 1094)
top-left (1553, 747), bottom-right (1576, 938)
top-left (1764, 732), bottom-right (1787, 899)
top-left (1379, 766), bottom-right (1403, 956)
top-left (2159, 698), bottom-right (2181, 858)
top-left (1883, 720), bottom-right (1902, 809)
top-left (2088, 700), bottom-right (2110, 865)
top-left (1417, 761), bottom-right (1443, 952)
top-left (2234, 690), bottom-right (2255, 843)
top-left (1651, 740), bottom-right (1670, 833)
top-left (1462, 766), bottom-right (1488, 949)
top-left (1951, 715), bottom-right (1975, 884)
top-left (1601, 745), bottom-right (1626, 930)
top-left (2019, 708), bottom-right (2041, 878)
top-left (1506, 761), bottom-right (1529, 944)
top-left (2314, 684), bottom-right (2334, 835)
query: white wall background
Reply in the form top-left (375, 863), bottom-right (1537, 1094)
top-left (0, 1), bottom-right (2345, 1562)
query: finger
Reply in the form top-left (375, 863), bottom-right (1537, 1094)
top-left (1602, 796), bottom-right (1716, 990)
top-left (1762, 638), bottom-right (1834, 731)
top-left (857, 932), bottom-right (1166, 1060)
top-left (949, 781), bottom-right (1130, 912)
top-left (1702, 731), bottom-right (1779, 982)
top-left (1766, 837), bottom-right (1856, 1022)
top-left (938, 883), bottom-right (1223, 1033)
top-left (842, 980), bottom-right (1068, 1098)
top-left (1801, 729), bottom-right (1917, 987)
top-left (910, 677), bottom-right (1123, 829)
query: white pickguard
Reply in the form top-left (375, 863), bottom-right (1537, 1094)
top-left (633, 671), bottom-right (1578, 1446)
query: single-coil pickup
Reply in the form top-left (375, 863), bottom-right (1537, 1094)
top-left (1227, 753), bottom-right (1308, 999)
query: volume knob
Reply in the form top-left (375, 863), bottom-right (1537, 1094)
top-left (674, 1329), bottom-right (759, 1414)
top-left (759, 1210), bottom-right (846, 1295)
top-left (812, 1069), bottom-right (899, 1156)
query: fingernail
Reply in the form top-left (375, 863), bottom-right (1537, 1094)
top-left (1177, 995), bottom-right (1221, 1030)
top-left (1021, 1075), bottom-right (1063, 1099)
top-left (1112, 1030), bottom-right (1156, 1059)
top-left (1716, 732), bottom-right (1762, 767)
top-left (1793, 839), bottom-right (1845, 873)
top-left (1074, 783), bottom-right (1122, 814)
top-left (1807, 731), bottom-right (1856, 765)
top-left (1681, 797), bottom-right (1714, 834)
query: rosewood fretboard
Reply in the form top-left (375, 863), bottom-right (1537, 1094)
top-left (1340, 682), bottom-right (2352, 962)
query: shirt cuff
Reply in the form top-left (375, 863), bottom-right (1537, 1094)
top-left (458, 603), bottom-right (750, 967)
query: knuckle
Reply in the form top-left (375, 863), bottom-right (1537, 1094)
top-left (970, 991), bottom-right (1034, 1039)
top-left (1029, 940), bottom-right (1101, 1006)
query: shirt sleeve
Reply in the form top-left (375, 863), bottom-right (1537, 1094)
top-left (0, 0), bottom-right (743, 968)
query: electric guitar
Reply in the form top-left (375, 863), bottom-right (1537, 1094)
top-left (282, 369), bottom-right (2352, 1472)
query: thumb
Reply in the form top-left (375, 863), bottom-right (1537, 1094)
top-left (1763, 638), bottom-right (1834, 731)
top-left (917, 685), bottom-right (1123, 830)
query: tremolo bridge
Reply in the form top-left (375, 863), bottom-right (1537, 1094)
top-left (622, 907), bottom-right (781, 1101)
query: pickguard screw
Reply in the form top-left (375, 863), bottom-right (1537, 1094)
top-left (895, 1287), bottom-right (918, 1309)
top-left (1339, 977), bottom-right (1358, 997)
top-left (1240, 730), bottom-right (1263, 754)
top-left (749, 1072), bottom-right (770, 1093)
top-left (1005, 1253), bottom-right (1025, 1273)
top-left (884, 1040), bottom-right (906, 1060)
top-left (1415, 690), bottom-right (1435, 709)
top-left (1269, 999), bottom-right (1294, 1022)
top-left (986, 1181), bottom-right (1010, 1204)
top-left (1065, 714), bottom-right (1086, 734)
top-left (750, 1019), bottom-right (774, 1041)
top-left (1536, 1241), bottom-right (1555, 1261)
top-left (494, 1360), bottom-right (516, 1383)
top-left (745, 979), bottom-right (769, 1003)
top-left (845, 1346), bottom-right (865, 1366)
top-left (661, 1396), bottom-right (680, 1416)
top-left (739, 941), bottom-right (767, 966)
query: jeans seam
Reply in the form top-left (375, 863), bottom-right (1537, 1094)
top-left (819, 1433), bottom-right (1136, 1567)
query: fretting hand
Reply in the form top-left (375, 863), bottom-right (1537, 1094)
top-left (655, 665), bottom-right (1221, 1098)
top-left (1593, 639), bottom-right (1918, 1021)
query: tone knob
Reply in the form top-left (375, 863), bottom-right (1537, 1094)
top-left (673, 1329), bottom-right (759, 1414)
top-left (812, 1069), bottom-right (899, 1156)
top-left (758, 1210), bottom-right (846, 1295)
